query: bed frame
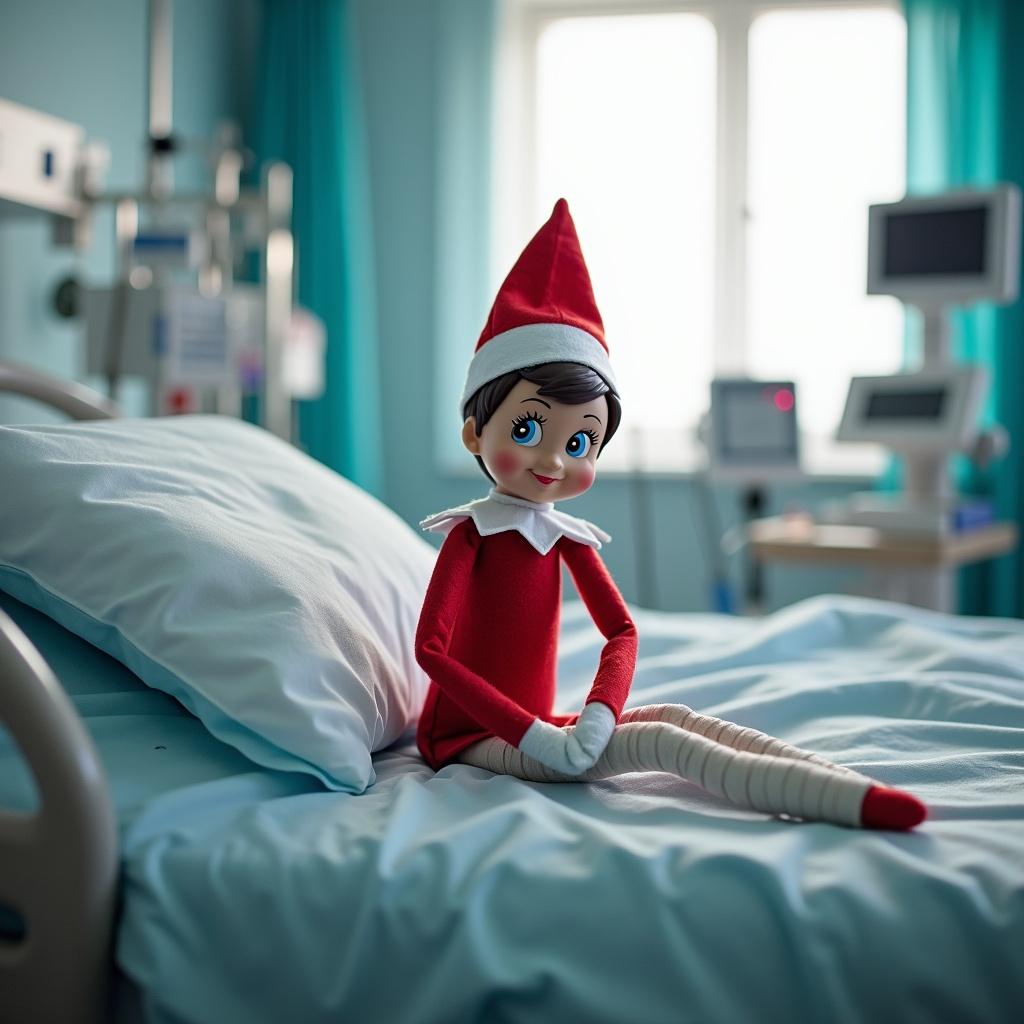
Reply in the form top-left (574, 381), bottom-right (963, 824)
top-left (0, 361), bottom-right (120, 1024)
top-left (0, 360), bottom-right (119, 422)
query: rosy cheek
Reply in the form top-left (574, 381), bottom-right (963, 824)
top-left (570, 461), bottom-right (596, 493)
top-left (492, 450), bottom-right (521, 477)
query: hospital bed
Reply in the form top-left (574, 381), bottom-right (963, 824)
top-left (1, 365), bottom-right (1022, 1024)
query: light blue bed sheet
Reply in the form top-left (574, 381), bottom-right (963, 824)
top-left (2, 592), bottom-right (1023, 1024)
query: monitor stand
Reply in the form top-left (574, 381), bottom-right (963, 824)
top-left (827, 303), bottom-right (992, 537)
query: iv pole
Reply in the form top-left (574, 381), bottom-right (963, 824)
top-left (102, 0), bottom-right (296, 440)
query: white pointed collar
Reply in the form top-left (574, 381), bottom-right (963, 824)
top-left (420, 488), bottom-right (611, 556)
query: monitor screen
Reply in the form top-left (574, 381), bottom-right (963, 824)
top-left (883, 207), bottom-right (988, 278)
top-left (837, 369), bottom-right (986, 448)
top-left (717, 383), bottom-right (797, 460)
top-left (864, 388), bottom-right (947, 421)
top-left (867, 186), bottom-right (1020, 304)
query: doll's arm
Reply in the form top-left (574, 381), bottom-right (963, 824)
top-left (560, 539), bottom-right (638, 720)
top-left (415, 520), bottom-right (537, 748)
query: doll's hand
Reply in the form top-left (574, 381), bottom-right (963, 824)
top-left (517, 719), bottom-right (592, 775)
top-left (518, 703), bottom-right (616, 776)
top-left (569, 701), bottom-right (616, 763)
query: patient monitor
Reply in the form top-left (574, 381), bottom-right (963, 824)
top-left (866, 186), bottom-right (1020, 306)
top-left (830, 185), bottom-right (1022, 535)
top-left (698, 378), bottom-right (802, 613)
top-left (707, 378), bottom-right (801, 481)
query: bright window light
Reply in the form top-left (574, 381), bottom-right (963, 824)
top-left (747, 7), bottom-right (907, 472)
top-left (532, 14), bottom-right (717, 468)
top-left (501, 3), bottom-right (907, 474)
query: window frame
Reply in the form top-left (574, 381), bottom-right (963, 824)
top-left (493, 0), bottom-right (905, 476)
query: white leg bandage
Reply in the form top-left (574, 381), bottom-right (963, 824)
top-left (459, 719), bottom-right (871, 828)
top-left (618, 704), bottom-right (859, 777)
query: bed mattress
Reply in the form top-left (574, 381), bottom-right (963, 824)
top-left (1, 591), bottom-right (1022, 1023)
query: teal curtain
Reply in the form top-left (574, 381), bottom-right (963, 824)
top-left (903, 0), bottom-right (1024, 616)
top-left (252, 0), bottom-right (383, 497)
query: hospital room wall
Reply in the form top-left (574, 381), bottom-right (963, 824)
top-left (0, 0), bottom-right (255, 421)
top-left (0, 0), bottom-right (863, 614)
top-left (353, 0), bottom-right (866, 613)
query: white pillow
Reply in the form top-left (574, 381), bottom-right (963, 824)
top-left (0, 416), bottom-right (434, 792)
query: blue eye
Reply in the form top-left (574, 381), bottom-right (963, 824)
top-left (566, 431), bottom-right (592, 458)
top-left (511, 415), bottom-right (543, 447)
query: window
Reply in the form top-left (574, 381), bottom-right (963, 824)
top-left (494, 0), bottom-right (907, 473)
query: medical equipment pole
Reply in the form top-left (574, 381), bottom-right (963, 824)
top-left (692, 468), bottom-right (734, 614)
top-left (147, 0), bottom-right (174, 201)
top-left (263, 162), bottom-right (294, 441)
top-left (626, 428), bottom-right (659, 609)
top-left (211, 124), bottom-right (242, 417)
top-left (910, 304), bottom-right (958, 610)
top-left (741, 485), bottom-right (766, 613)
top-left (904, 303), bottom-right (955, 500)
top-left (105, 199), bottom-right (139, 401)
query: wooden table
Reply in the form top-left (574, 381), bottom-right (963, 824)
top-left (747, 516), bottom-right (1018, 611)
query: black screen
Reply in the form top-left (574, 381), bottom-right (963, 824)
top-left (884, 207), bottom-right (988, 277)
top-left (865, 389), bottom-right (947, 420)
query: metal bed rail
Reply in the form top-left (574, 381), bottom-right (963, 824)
top-left (0, 610), bottom-right (119, 1024)
top-left (0, 360), bottom-right (120, 1023)
top-left (0, 360), bottom-right (119, 421)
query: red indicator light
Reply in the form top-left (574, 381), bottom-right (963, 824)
top-left (774, 388), bottom-right (795, 413)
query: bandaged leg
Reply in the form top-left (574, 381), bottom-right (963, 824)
top-left (459, 721), bottom-right (872, 827)
top-left (617, 704), bottom-right (859, 777)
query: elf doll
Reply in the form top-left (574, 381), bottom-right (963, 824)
top-left (415, 199), bottom-right (926, 831)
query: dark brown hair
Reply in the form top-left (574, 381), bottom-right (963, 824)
top-left (463, 362), bottom-right (622, 482)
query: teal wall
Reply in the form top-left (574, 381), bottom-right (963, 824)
top-left (0, 0), bottom-right (254, 420)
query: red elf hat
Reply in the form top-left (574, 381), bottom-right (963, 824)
top-left (460, 198), bottom-right (618, 409)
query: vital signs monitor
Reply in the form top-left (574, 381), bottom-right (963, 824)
top-left (831, 184), bottom-right (1021, 545)
top-left (836, 366), bottom-right (988, 452)
top-left (866, 186), bottom-right (1021, 306)
top-left (708, 378), bottom-right (800, 479)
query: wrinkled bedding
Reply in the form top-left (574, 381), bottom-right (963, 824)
top-left (1, 592), bottom-right (1022, 1023)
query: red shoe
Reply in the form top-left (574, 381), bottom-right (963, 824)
top-left (860, 785), bottom-right (927, 830)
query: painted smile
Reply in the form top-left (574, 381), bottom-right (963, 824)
top-left (530, 471), bottom-right (560, 486)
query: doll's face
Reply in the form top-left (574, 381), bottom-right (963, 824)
top-left (462, 378), bottom-right (607, 503)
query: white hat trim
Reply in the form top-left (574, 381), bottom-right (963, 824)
top-left (459, 322), bottom-right (618, 410)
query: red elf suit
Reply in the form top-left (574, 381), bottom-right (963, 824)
top-left (415, 199), bottom-right (927, 831)
top-left (416, 495), bottom-right (634, 770)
